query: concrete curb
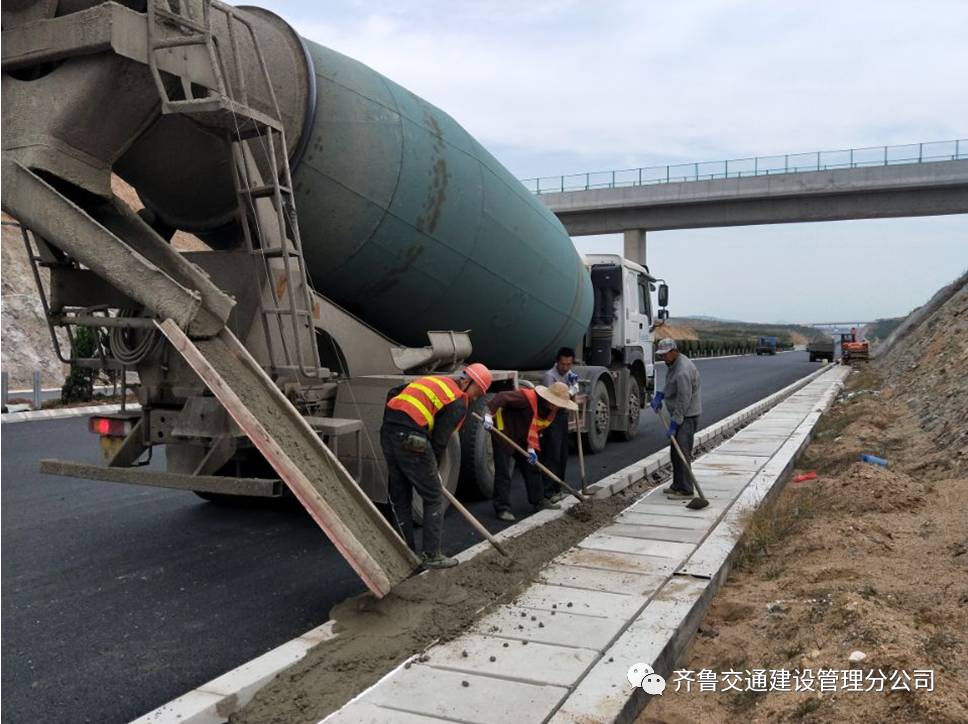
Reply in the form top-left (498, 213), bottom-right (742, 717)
top-left (551, 366), bottom-right (849, 723)
top-left (131, 364), bottom-right (836, 724)
top-left (131, 623), bottom-right (336, 724)
top-left (1, 402), bottom-right (141, 424)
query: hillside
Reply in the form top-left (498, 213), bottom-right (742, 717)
top-left (660, 317), bottom-right (824, 349)
top-left (1, 177), bottom-right (207, 390)
top-left (863, 316), bottom-right (905, 341)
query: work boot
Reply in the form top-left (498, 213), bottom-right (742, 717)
top-left (548, 491), bottom-right (567, 504)
top-left (496, 510), bottom-right (516, 522)
top-left (663, 484), bottom-right (689, 496)
top-left (421, 552), bottom-right (458, 569)
top-left (665, 487), bottom-right (693, 499)
top-left (536, 498), bottom-right (561, 511)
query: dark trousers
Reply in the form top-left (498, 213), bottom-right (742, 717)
top-left (493, 441), bottom-right (545, 512)
top-left (539, 412), bottom-right (569, 497)
top-left (670, 415), bottom-right (699, 493)
top-left (381, 426), bottom-right (443, 555)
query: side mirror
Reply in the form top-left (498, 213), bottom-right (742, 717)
top-left (658, 309), bottom-right (669, 321)
top-left (658, 283), bottom-right (669, 308)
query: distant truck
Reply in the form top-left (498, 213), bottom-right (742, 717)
top-left (808, 338), bottom-right (835, 362)
top-left (755, 336), bottom-right (778, 355)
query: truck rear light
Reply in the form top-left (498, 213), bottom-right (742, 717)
top-left (89, 416), bottom-right (131, 437)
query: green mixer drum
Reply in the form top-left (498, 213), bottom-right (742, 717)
top-left (292, 40), bottom-right (592, 370)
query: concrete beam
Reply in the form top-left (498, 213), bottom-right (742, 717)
top-left (538, 159), bottom-right (968, 235)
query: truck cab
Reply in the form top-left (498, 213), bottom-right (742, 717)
top-left (576, 254), bottom-right (668, 451)
top-left (755, 336), bottom-right (778, 355)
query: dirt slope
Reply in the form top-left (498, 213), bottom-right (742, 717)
top-left (640, 277), bottom-right (968, 723)
top-left (1, 215), bottom-right (69, 389)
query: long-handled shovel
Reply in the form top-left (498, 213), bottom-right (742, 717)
top-left (655, 407), bottom-right (709, 510)
top-left (438, 474), bottom-right (510, 558)
top-left (575, 405), bottom-right (588, 495)
top-left (472, 412), bottom-right (586, 503)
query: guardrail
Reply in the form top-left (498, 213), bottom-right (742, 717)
top-left (676, 339), bottom-right (793, 358)
top-left (521, 139), bottom-right (967, 194)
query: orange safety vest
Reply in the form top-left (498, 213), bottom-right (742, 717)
top-left (495, 388), bottom-right (556, 451)
top-left (386, 375), bottom-right (467, 432)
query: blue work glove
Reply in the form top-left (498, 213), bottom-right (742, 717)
top-left (650, 392), bottom-right (664, 412)
top-left (566, 371), bottom-right (580, 385)
top-left (526, 448), bottom-right (538, 466)
top-left (667, 420), bottom-right (679, 438)
top-left (483, 413), bottom-right (494, 431)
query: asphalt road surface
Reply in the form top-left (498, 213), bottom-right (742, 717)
top-left (1, 351), bottom-right (821, 723)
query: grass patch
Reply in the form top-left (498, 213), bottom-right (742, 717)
top-left (813, 407), bottom-right (866, 439)
top-left (761, 562), bottom-right (786, 581)
top-left (791, 696), bottom-right (823, 718)
top-left (733, 487), bottom-right (826, 571)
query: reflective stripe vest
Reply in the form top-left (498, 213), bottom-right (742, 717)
top-left (386, 375), bottom-right (467, 432)
top-left (495, 388), bottom-right (556, 450)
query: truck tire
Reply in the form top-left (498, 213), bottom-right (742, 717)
top-left (412, 432), bottom-right (460, 525)
top-left (458, 398), bottom-right (502, 500)
top-left (618, 377), bottom-right (643, 441)
top-left (582, 380), bottom-right (611, 454)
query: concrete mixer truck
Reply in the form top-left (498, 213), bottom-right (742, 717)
top-left (1, 0), bottom-right (670, 596)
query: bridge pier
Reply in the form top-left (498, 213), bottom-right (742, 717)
top-left (623, 228), bottom-right (647, 266)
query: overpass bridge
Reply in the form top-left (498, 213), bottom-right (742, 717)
top-left (807, 321), bottom-right (872, 328)
top-left (525, 140), bottom-right (968, 264)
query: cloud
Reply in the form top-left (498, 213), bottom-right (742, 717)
top-left (263, 0), bottom-right (968, 174)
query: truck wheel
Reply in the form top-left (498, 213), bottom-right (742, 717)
top-left (458, 398), bottom-right (500, 500)
top-left (582, 380), bottom-right (611, 453)
top-left (618, 378), bottom-right (643, 441)
top-left (412, 433), bottom-right (460, 525)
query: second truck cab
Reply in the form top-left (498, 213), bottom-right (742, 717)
top-left (575, 254), bottom-right (669, 452)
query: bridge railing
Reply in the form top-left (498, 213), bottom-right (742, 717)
top-left (521, 139), bottom-right (967, 194)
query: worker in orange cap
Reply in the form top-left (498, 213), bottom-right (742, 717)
top-left (382, 363), bottom-right (492, 568)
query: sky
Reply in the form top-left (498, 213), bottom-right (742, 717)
top-left (254, 0), bottom-right (967, 323)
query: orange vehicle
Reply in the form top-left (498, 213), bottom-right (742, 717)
top-left (840, 328), bottom-right (870, 363)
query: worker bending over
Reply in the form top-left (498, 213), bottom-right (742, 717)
top-left (485, 381), bottom-right (578, 521)
top-left (650, 338), bottom-right (702, 497)
top-left (540, 347), bottom-right (580, 503)
top-left (382, 363), bottom-right (492, 569)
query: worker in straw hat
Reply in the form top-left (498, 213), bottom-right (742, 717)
top-left (382, 363), bottom-right (492, 568)
top-left (540, 347), bottom-right (581, 504)
top-left (650, 338), bottom-right (702, 498)
top-left (484, 380), bottom-right (579, 521)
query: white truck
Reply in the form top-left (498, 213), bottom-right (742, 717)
top-left (459, 253), bottom-right (669, 497)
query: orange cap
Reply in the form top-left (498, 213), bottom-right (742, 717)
top-left (463, 362), bottom-right (492, 393)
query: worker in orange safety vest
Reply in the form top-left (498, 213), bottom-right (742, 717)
top-left (484, 381), bottom-right (578, 522)
top-left (382, 363), bottom-right (492, 569)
